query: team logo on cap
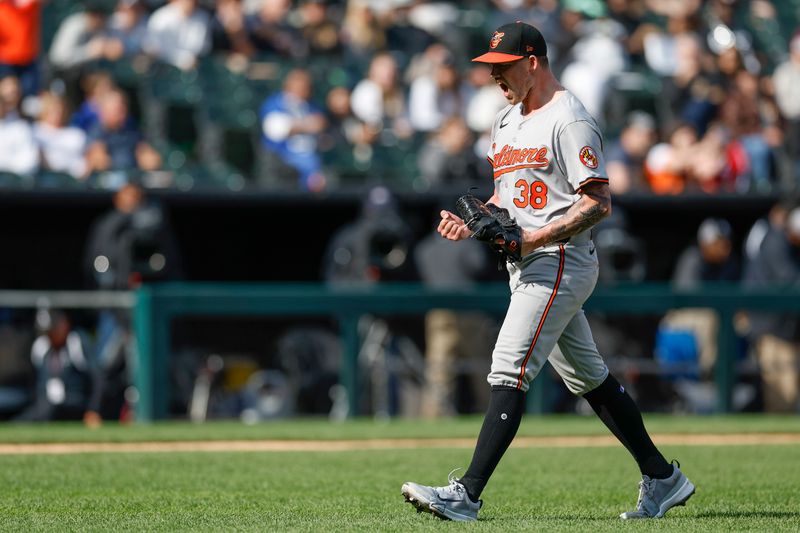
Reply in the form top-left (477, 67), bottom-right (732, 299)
top-left (579, 146), bottom-right (598, 169)
top-left (489, 31), bottom-right (505, 49)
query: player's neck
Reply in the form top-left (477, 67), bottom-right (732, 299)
top-left (520, 73), bottom-right (563, 116)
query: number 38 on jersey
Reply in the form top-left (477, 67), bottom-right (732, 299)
top-left (513, 179), bottom-right (548, 209)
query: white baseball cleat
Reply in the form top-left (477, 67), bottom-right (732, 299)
top-left (620, 461), bottom-right (695, 519)
top-left (401, 471), bottom-right (482, 522)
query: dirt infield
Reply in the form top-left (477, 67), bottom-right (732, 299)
top-left (0, 433), bottom-right (798, 455)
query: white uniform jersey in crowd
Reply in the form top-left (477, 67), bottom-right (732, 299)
top-left (487, 91), bottom-right (608, 250)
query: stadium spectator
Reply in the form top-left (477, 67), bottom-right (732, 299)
top-left (0, 72), bottom-right (24, 119)
top-left (144, 0), bottom-right (211, 71)
top-left (407, 46), bottom-right (466, 133)
top-left (296, 0), bottom-right (342, 58)
top-left (211, 0), bottom-right (256, 57)
top-left (606, 111), bottom-right (657, 194)
top-left (322, 186), bottom-right (415, 284)
top-left (719, 69), bottom-right (777, 192)
top-left (773, 31), bottom-right (800, 177)
top-left (318, 85), bottom-right (369, 180)
top-left (245, 0), bottom-right (302, 58)
top-left (381, 1), bottom-right (436, 66)
top-left (744, 198), bottom-right (794, 264)
top-left (560, 6), bottom-right (628, 123)
top-left (659, 218), bottom-right (740, 380)
top-left (85, 88), bottom-right (161, 182)
top-left (48, 1), bottom-right (119, 72)
top-left (341, 0), bottom-right (386, 69)
top-left (70, 70), bottom-right (116, 132)
top-left (258, 68), bottom-right (327, 191)
top-left (0, 81), bottom-right (39, 177)
top-left (16, 310), bottom-right (100, 424)
top-left (674, 218), bottom-right (740, 289)
top-left (84, 182), bottom-right (181, 421)
top-left (416, 116), bottom-right (487, 191)
top-left (33, 91), bottom-right (88, 180)
top-left (644, 122), bottom-right (698, 194)
top-left (687, 122), bottom-right (735, 193)
top-left (107, 0), bottom-right (150, 58)
top-left (745, 206), bottom-right (800, 412)
top-left (350, 52), bottom-right (412, 140)
top-left (414, 222), bottom-right (494, 418)
top-left (649, 30), bottom-right (724, 136)
top-left (0, 0), bottom-right (42, 98)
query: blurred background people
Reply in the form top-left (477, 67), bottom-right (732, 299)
top-left (107, 0), bottom-right (150, 59)
top-left (0, 0), bottom-right (42, 98)
top-left (258, 67), bottom-right (327, 191)
top-left (84, 182), bottom-right (182, 421)
top-left (658, 218), bottom-right (741, 385)
top-left (606, 111), bottom-right (658, 194)
top-left (0, 77), bottom-right (39, 178)
top-left (48, 1), bottom-right (118, 73)
top-left (416, 116), bottom-right (488, 191)
top-left (144, 0), bottom-right (210, 71)
top-left (414, 218), bottom-right (495, 417)
top-left (16, 309), bottom-right (100, 424)
top-left (350, 52), bottom-right (412, 142)
top-left (33, 90), bottom-right (88, 180)
top-left (773, 31), bottom-right (800, 182)
top-left (323, 186), bottom-right (415, 284)
top-left (84, 88), bottom-right (162, 184)
top-left (744, 207), bottom-right (800, 412)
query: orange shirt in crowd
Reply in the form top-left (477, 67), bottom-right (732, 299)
top-left (0, 0), bottom-right (41, 65)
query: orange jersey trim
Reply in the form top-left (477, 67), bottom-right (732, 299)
top-left (576, 176), bottom-right (609, 191)
top-left (516, 244), bottom-right (565, 389)
top-left (493, 163), bottom-right (549, 179)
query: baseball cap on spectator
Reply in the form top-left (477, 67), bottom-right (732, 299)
top-left (472, 22), bottom-right (548, 64)
top-left (697, 218), bottom-right (732, 246)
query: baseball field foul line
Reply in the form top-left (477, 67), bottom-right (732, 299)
top-left (0, 433), bottom-right (798, 455)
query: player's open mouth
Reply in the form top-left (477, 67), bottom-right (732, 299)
top-left (497, 80), bottom-right (509, 97)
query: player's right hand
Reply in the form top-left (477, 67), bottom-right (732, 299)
top-left (438, 210), bottom-right (472, 241)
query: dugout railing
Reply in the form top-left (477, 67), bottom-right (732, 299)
top-left (132, 282), bottom-right (800, 421)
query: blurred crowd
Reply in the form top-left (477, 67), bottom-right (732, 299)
top-left (2, 0), bottom-right (800, 422)
top-left (0, 0), bottom-right (798, 193)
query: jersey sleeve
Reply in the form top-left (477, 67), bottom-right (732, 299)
top-left (555, 120), bottom-right (608, 193)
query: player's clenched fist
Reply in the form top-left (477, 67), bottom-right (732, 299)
top-left (438, 210), bottom-right (472, 241)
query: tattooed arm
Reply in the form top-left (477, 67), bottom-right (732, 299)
top-left (520, 182), bottom-right (611, 255)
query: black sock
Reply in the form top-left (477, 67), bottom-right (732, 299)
top-left (459, 385), bottom-right (526, 501)
top-left (583, 374), bottom-right (673, 479)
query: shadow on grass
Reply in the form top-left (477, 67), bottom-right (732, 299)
top-left (696, 510), bottom-right (800, 519)
top-left (479, 515), bottom-right (614, 523)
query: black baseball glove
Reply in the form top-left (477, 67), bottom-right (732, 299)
top-left (455, 194), bottom-right (523, 262)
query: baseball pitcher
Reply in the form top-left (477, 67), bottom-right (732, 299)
top-left (402, 22), bottom-right (695, 522)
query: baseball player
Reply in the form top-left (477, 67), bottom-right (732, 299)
top-left (401, 22), bottom-right (695, 521)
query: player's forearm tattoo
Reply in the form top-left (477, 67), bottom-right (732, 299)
top-left (539, 186), bottom-right (611, 246)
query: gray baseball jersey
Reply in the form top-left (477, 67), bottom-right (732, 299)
top-left (487, 91), bottom-right (608, 246)
top-left (484, 90), bottom-right (609, 394)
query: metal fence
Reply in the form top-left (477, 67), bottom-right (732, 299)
top-left (132, 282), bottom-right (800, 421)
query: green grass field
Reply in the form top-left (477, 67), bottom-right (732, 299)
top-left (0, 415), bottom-right (798, 532)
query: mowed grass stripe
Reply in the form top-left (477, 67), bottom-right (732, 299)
top-left (0, 414), bottom-right (798, 444)
top-left (1, 432), bottom-right (800, 455)
top-left (0, 445), bottom-right (798, 532)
